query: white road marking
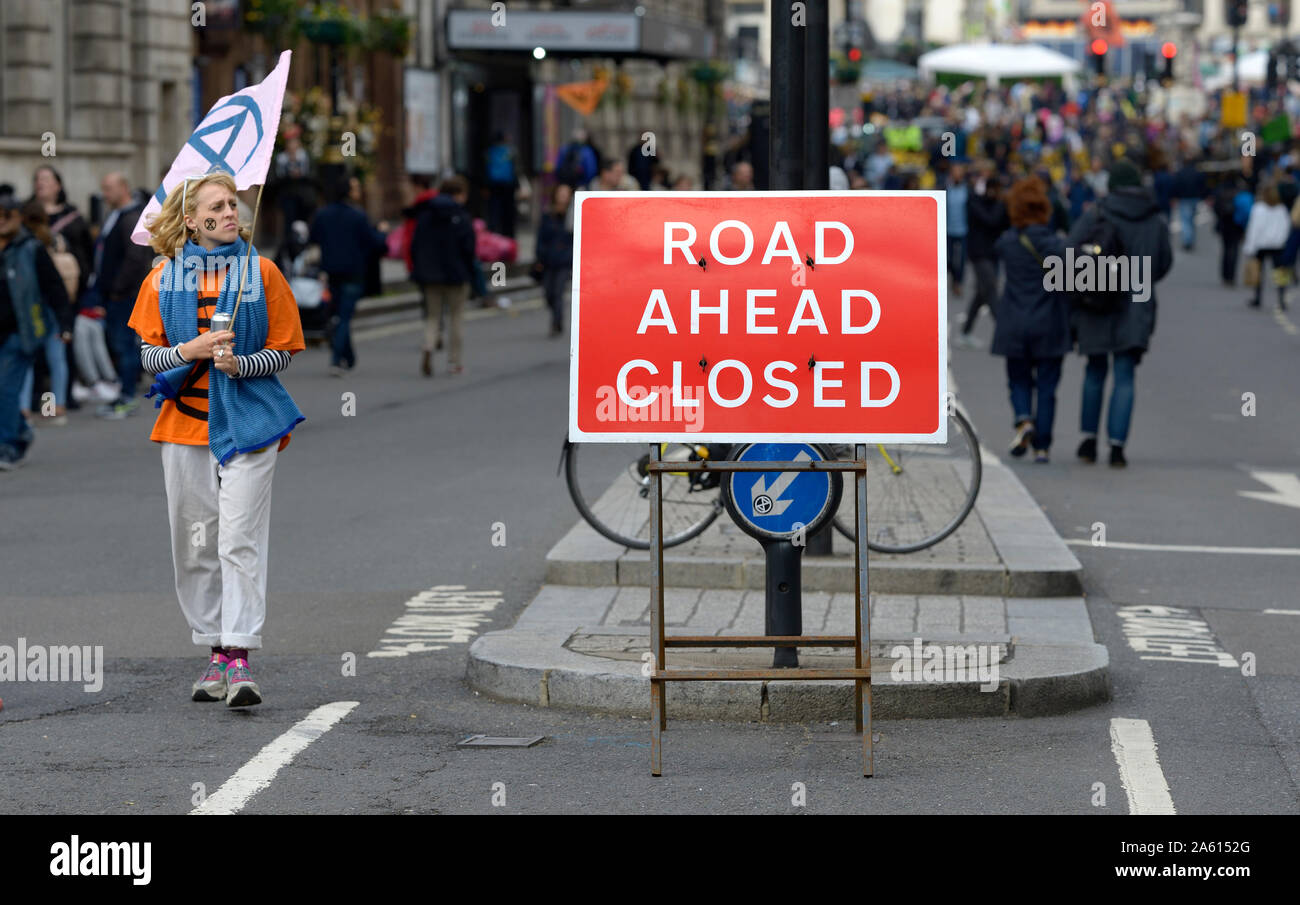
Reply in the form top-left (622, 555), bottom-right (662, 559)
top-left (367, 585), bottom-right (502, 658)
top-left (1115, 605), bottom-right (1238, 668)
top-left (1239, 470), bottom-right (1300, 510)
top-left (1109, 718), bottom-right (1177, 815)
top-left (1274, 307), bottom-right (1299, 335)
top-left (191, 701), bottom-right (358, 815)
top-left (1263, 608), bottom-right (1300, 615)
top-left (1066, 539), bottom-right (1300, 556)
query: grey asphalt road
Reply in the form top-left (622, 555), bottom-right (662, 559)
top-left (0, 229), bottom-right (1296, 816)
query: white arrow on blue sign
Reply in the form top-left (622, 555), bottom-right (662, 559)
top-left (727, 443), bottom-right (837, 540)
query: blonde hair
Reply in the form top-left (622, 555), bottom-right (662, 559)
top-left (146, 172), bottom-right (251, 255)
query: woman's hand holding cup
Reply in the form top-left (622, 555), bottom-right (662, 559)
top-left (182, 330), bottom-right (236, 361)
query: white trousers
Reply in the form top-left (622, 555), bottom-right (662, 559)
top-left (161, 442), bottom-right (278, 649)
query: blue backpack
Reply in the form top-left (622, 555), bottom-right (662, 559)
top-left (1233, 190), bottom-right (1254, 228)
top-left (486, 144), bottom-right (515, 185)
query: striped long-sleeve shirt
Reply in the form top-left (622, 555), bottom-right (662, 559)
top-left (140, 342), bottom-right (292, 379)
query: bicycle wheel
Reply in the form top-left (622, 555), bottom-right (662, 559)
top-left (831, 410), bottom-right (983, 554)
top-left (565, 442), bottom-right (724, 550)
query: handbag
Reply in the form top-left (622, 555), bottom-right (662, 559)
top-left (1243, 256), bottom-right (1260, 288)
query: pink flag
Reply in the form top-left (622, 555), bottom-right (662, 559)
top-left (131, 49), bottom-right (292, 246)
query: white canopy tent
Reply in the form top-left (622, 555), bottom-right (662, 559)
top-left (1203, 50), bottom-right (1276, 90)
top-left (917, 43), bottom-right (1082, 87)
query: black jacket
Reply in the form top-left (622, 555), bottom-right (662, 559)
top-left (1170, 165), bottom-right (1207, 200)
top-left (309, 202), bottom-right (387, 281)
top-left (1066, 186), bottom-right (1173, 355)
top-left (97, 201), bottom-right (155, 305)
top-left (992, 223), bottom-right (1071, 360)
top-left (46, 203), bottom-right (93, 300)
top-left (967, 193), bottom-right (1010, 261)
top-left (406, 195), bottom-right (476, 286)
top-left (534, 211), bottom-right (573, 271)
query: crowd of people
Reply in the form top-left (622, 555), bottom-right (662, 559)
top-left (807, 77), bottom-right (1298, 466)
top-left (7, 75), bottom-right (1300, 473)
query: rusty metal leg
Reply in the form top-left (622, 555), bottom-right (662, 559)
top-left (856, 444), bottom-right (873, 776)
top-left (650, 678), bottom-right (663, 776)
top-left (649, 444), bottom-right (667, 771)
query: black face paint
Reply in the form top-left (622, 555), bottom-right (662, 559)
top-left (204, 218), bottom-right (217, 231)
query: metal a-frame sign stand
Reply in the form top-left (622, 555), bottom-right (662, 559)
top-left (644, 445), bottom-right (873, 777)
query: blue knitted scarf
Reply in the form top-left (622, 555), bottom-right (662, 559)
top-left (146, 237), bottom-right (304, 466)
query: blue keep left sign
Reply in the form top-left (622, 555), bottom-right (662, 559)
top-left (724, 443), bottom-right (839, 541)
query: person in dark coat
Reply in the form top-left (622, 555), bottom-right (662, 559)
top-left (534, 183), bottom-right (574, 337)
top-left (1170, 155), bottom-right (1207, 251)
top-left (1213, 174), bottom-right (1247, 286)
top-left (1065, 158), bottom-right (1173, 468)
top-left (406, 174), bottom-right (476, 377)
top-left (991, 176), bottom-right (1071, 463)
top-left (959, 165), bottom-right (1010, 347)
top-left (309, 178), bottom-right (389, 375)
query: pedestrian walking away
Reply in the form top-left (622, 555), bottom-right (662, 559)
top-left (15, 202), bottom-right (74, 427)
top-left (484, 131), bottom-right (520, 238)
top-left (407, 175), bottom-right (477, 377)
top-left (946, 164), bottom-right (971, 298)
top-left (129, 172), bottom-right (306, 706)
top-left (309, 178), bottom-right (388, 375)
top-left (1241, 181), bottom-right (1290, 311)
top-left (85, 173), bottom-right (154, 418)
top-left (961, 164), bottom-right (1009, 346)
top-left (0, 191), bottom-right (72, 470)
top-left (535, 183), bottom-right (574, 337)
top-left (1171, 155), bottom-right (1208, 251)
top-left (992, 176), bottom-right (1071, 464)
top-left (1066, 158), bottom-right (1173, 468)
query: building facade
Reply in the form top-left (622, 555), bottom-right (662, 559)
top-left (0, 0), bottom-right (193, 219)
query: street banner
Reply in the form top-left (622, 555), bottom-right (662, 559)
top-left (131, 49), bottom-right (293, 246)
top-left (556, 75), bottom-right (608, 116)
top-left (1221, 91), bottom-right (1247, 128)
top-left (569, 191), bottom-right (947, 444)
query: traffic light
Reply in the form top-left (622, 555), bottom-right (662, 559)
top-left (1227, 0), bottom-right (1249, 27)
top-left (1162, 41), bottom-right (1177, 81)
top-left (1091, 38), bottom-right (1107, 75)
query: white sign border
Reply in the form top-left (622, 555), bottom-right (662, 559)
top-left (568, 190), bottom-right (948, 445)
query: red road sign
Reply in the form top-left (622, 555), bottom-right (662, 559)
top-left (569, 191), bottom-right (947, 443)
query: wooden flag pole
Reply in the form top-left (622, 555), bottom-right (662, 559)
top-left (229, 182), bottom-right (265, 328)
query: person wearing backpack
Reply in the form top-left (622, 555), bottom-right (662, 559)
top-left (1066, 158), bottom-right (1173, 468)
top-left (991, 176), bottom-right (1070, 464)
top-left (1213, 174), bottom-right (1247, 286)
top-left (89, 172), bottom-right (154, 418)
top-left (0, 192), bottom-right (72, 469)
top-left (484, 131), bottom-right (519, 238)
top-left (555, 130), bottom-right (598, 189)
top-left (1241, 181), bottom-right (1291, 311)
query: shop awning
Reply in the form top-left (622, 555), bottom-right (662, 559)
top-left (446, 8), bottom-right (716, 60)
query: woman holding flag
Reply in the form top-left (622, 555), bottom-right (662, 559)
top-left (129, 171), bottom-right (305, 707)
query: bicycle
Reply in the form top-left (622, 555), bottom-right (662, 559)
top-left (561, 409), bottom-right (981, 554)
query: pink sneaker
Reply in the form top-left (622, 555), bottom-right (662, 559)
top-left (192, 654), bottom-right (228, 702)
top-left (225, 658), bottom-right (263, 707)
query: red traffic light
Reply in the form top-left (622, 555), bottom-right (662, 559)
top-left (1091, 38), bottom-right (1108, 56)
top-left (847, 47), bottom-right (862, 62)
top-left (1162, 42), bottom-right (1177, 59)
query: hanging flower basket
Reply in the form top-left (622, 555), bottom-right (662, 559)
top-left (365, 8), bottom-right (411, 57)
top-left (297, 3), bottom-right (363, 47)
top-left (690, 60), bottom-right (731, 85)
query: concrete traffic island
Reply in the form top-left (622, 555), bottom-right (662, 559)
top-left (468, 455), bottom-right (1109, 721)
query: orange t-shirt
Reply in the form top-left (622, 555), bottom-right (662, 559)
top-left (129, 256), bottom-right (306, 449)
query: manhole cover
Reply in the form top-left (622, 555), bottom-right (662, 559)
top-left (457, 735), bottom-right (546, 748)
